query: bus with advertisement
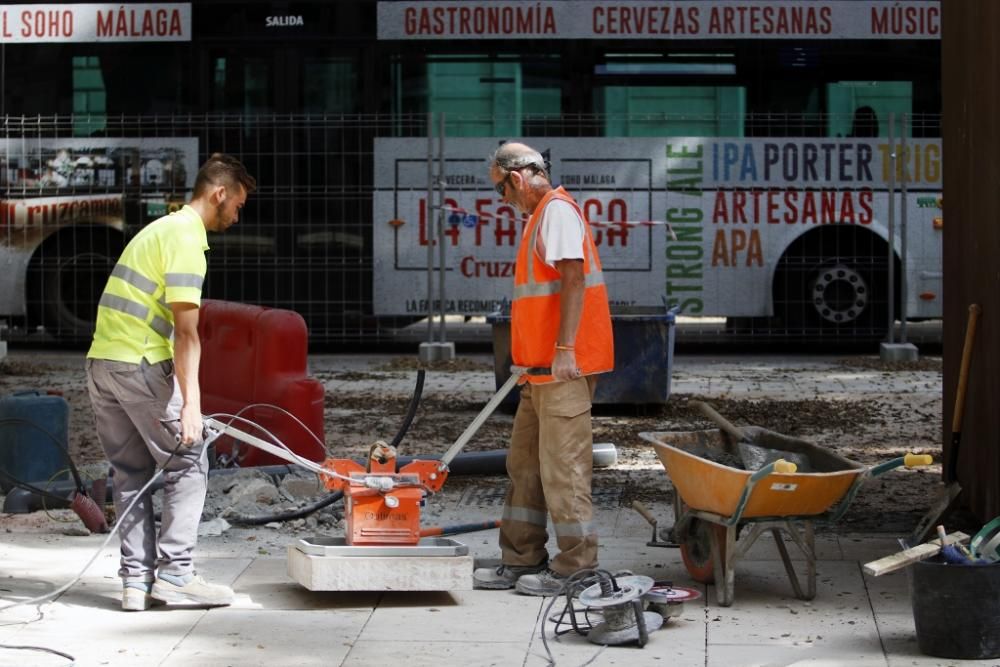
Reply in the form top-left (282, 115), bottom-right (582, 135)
top-left (374, 133), bottom-right (941, 338)
top-left (0, 0), bottom-right (941, 343)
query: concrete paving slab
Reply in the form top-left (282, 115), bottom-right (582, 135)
top-left (840, 535), bottom-right (907, 562)
top-left (361, 590), bottom-right (541, 643)
top-left (863, 570), bottom-right (912, 615)
top-left (875, 611), bottom-right (1000, 667)
top-left (526, 600), bottom-right (706, 667)
top-left (9, 602), bottom-right (207, 666)
top-left (734, 530), bottom-right (844, 561)
top-left (344, 639), bottom-right (527, 666)
top-left (708, 639), bottom-right (889, 667)
top-left (160, 608), bottom-right (371, 667)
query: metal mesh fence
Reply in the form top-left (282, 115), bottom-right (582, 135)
top-left (1, 112), bottom-right (941, 345)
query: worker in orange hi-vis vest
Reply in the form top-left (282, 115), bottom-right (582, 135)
top-left (474, 142), bottom-right (614, 597)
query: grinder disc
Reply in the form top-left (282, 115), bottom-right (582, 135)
top-left (646, 583), bottom-right (701, 604)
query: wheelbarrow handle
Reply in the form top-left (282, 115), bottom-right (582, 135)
top-left (869, 453), bottom-right (933, 479)
top-left (826, 453), bottom-right (934, 524)
top-left (692, 400), bottom-right (746, 443)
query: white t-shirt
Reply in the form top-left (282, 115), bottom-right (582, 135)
top-left (536, 199), bottom-right (586, 267)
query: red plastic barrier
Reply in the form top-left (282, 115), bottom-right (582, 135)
top-left (198, 300), bottom-right (325, 467)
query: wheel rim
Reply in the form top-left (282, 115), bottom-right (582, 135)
top-left (810, 264), bottom-right (869, 325)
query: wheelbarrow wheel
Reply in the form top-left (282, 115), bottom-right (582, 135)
top-left (680, 518), bottom-right (728, 584)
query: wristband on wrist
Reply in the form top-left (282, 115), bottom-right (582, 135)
top-left (555, 343), bottom-right (575, 351)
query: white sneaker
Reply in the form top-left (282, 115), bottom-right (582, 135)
top-left (151, 574), bottom-right (234, 607)
top-left (121, 586), bottom-right (164, 611)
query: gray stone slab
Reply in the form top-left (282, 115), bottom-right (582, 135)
top-left (287, 544), bottom-right (473, 591)
top-left (231, 558), bottom-right (381, 610)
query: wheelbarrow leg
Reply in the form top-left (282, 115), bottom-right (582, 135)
top-left (711, 522), bottom-right (738, 607)
top-left (772, 521), bottom-right (817, 601)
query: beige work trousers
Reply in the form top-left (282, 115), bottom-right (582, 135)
top-left (499, 375), bottom-right (598, 576)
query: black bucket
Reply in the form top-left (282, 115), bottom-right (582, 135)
top-left (909, 557), bottom-right (1000, 659)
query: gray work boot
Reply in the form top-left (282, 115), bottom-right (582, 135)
top-left (473, 562), bottom-right (547, 590)
top-left (151, 573), bottom-right (234, 607)
top-left (515, 568), bottom-right (614, 597)
top-left (514, 568), bottom-right (570, 596)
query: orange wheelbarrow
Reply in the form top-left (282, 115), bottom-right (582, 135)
top-left (639, 425), bottom-right (930, 606)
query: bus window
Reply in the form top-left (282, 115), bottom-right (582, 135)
top-left (304, 58), bottom-right (358, 113)
top-left (72, 57), bottom-right (106, 137)
top-left (211, 56), bottom-right (272, 114)
top-left (597, 86), bottom-right (746, 137)
top-left (392, 55), bottom-right (561, 136)
top-left (826, 81), bottom-right (913, 137)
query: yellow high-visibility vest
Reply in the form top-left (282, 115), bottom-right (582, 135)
top-left (87, 205), bottom-right (208, 364)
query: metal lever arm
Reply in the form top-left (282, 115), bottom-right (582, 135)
top-left (201, 418), bottom-right (304, 467)
top-left (437, 366), bottom-right (546, 470)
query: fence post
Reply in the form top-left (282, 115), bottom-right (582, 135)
top-left (417, 111), bottom-right (455, 362)
top-left (900, 112), bottom-right (909, 344)
top-left (879, 111), bottom-right (919, 361)
top-left (887, 112), bottom-right (896, 344)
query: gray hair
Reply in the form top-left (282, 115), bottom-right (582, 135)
top-left (488, 142), bottom-right (549, 180)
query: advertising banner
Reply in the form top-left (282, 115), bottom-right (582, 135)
top-left (373, 136), bottom-right (941, 317)
top-left (378, 1), bottom-right (940, 41)
top-left (0, 3), bottom-right (191, 43)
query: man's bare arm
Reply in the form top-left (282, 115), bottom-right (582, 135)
top-left (552, 258), bottom-right (585, 382)
top-left (170, 302), bottom-right (202, 444)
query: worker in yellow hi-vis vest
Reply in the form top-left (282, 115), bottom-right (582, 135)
top-left (86, 154), bottom-right (256, 612)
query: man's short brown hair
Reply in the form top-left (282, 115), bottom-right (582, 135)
top-left (193, 153), bottom-right (256, 197)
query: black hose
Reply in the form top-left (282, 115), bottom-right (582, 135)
top-left (225, 491), bottom-right (344, 526)
top-left (389, 369), bottom-right (425, 448)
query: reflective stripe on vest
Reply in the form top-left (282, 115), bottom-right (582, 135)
top-left (104, 263), bottom-right (177, 340)
top-left (111, 264), bottom-right (157, 294)
top-left (99, 292), bottom-right (175, 340)
top-left (165, 273), bottom-right (204, 289)
top-left (513, 214), bottom-right (605, 300)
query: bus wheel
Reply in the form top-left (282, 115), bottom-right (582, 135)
top-left (809, 263), bottom-right (870, 327)
top-left (774, 227), bottom-right (894, 340)
top-left (28, 229), bottom-right (123, 342)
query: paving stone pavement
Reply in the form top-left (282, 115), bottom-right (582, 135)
top-left (3, 352), bottom-right (995, 667)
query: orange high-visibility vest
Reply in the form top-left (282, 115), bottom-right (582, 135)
top-left (511, 187), bottom-right (613, 384)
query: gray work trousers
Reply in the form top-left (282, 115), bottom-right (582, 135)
top-left (86, 358), bottom-right (208, 586)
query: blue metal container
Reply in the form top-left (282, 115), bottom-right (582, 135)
top-left (0, 390), bottom-right (70, 492)
top-left (489, 305), bottom-right (677, 406)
